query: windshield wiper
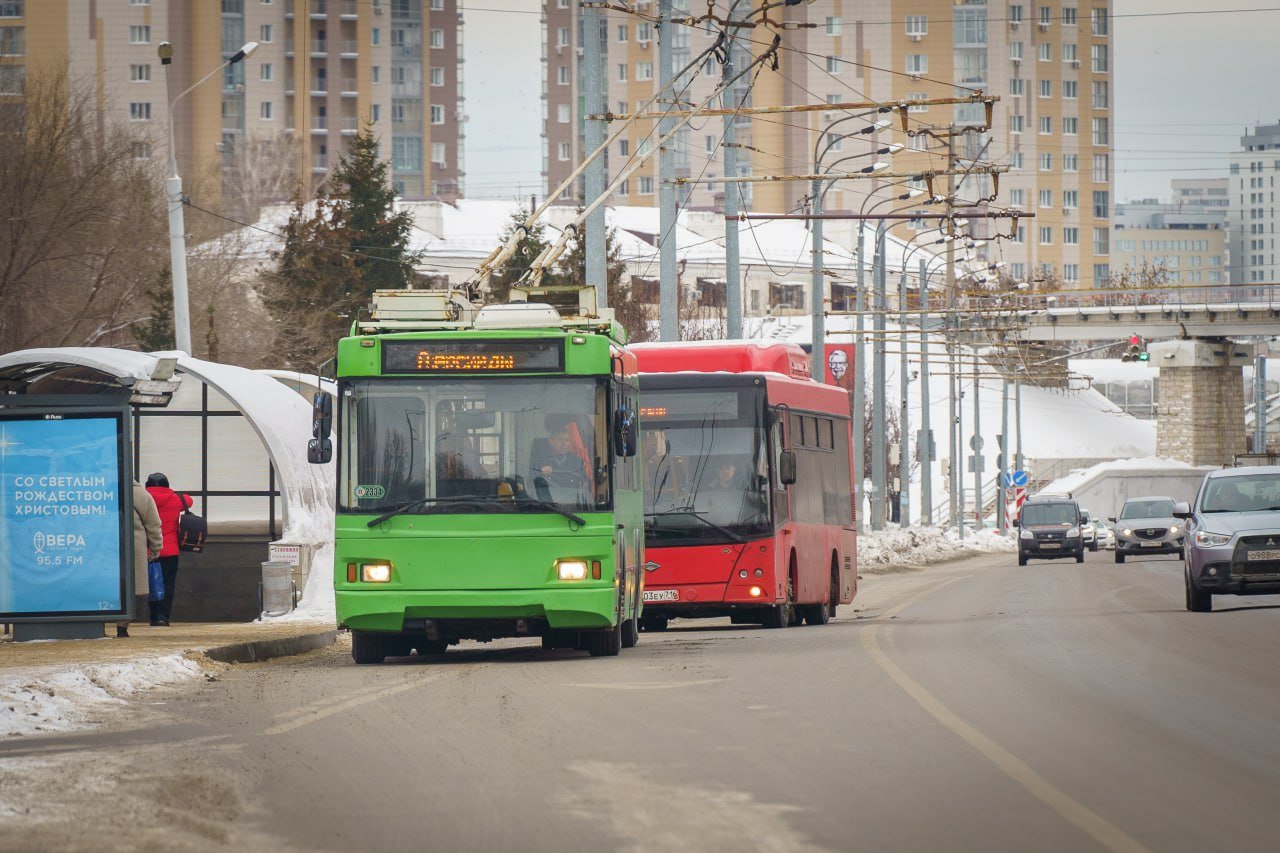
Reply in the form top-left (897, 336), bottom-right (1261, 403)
top-left (516, 496), bottom-right (586, 527)
top-left (365, 495), bottom-right (494, 527)
top-left (645, 508), bottom-right (744, 543)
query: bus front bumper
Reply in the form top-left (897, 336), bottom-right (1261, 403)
top-left (337, 587), bottom-right (617, 634)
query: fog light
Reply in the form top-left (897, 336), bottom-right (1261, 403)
top-left (753, 568), bottom-right (764, 578)
top-left (749, 585), bottom-right (762, 597)
top-left (556, 559), bottom-right (589, 581)
top-left (1207, 566), bottom-right (1218, 577)
top-left (739, 569), bottom-right (749, 579)
top-left (361, 562), bottom-right (392, 583)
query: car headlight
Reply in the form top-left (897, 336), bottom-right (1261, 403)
top-left (360, 562), bottom-right (393, 583)
top-left (1169, 525), bottom-right (1179, 534)
top-left (1066, 527), bottom-right (1080, 538)
top-left (1194, 530), bottom-right (1231, 547)
top-left (555, 559), bottom-right (589, 581)
top-left (1122, 528), bottom-right (1132, 537)
top-left (1020, 529), bottom-right (1033, 540)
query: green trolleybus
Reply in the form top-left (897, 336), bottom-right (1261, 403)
top-left (310, 291), bottom-right (644, 663)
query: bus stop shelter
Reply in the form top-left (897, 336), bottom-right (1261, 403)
top-left (0, 348), bottom-right (334, 622)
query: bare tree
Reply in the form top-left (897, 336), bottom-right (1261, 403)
top-left (0, 69), bottom-right (167, 352)
top-left (220, 131), bottom-right (300, 224)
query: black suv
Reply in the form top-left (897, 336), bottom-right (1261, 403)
top-left (1016, 494), bottom-right (1086, 565)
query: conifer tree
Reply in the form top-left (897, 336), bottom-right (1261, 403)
top-left (131, 265), bottom-right (176, 351)
top-left (560, 212), bottom-right (651, 343)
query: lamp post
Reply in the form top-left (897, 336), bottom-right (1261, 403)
top-left (158, 40), bottom-right (259, 356)
top-left (809, 113), bottom-right (892, 384)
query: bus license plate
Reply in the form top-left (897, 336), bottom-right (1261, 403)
top-left (1247, 550), bottom-right (1280, 561)
top-left (643, 589), bottom-right (679, 602)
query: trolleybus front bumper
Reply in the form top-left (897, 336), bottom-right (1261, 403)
top-left (337, 586), bottom-right (618, 635)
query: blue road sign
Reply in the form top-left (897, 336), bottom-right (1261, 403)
top-left (1003, 470), bottom-right (1029, 488)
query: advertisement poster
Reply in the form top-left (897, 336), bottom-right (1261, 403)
top-left (0, 413), bottom-right (127, 618)
top-left (824, 344), bottom-right (855, 392)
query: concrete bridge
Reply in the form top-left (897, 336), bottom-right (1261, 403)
top-left (964, 298), bottom-right (1280, 467)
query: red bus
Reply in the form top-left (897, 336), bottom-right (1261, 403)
top-left (634, 342), bottom-right (857, 630)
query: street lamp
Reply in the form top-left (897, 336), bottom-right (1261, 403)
top-left (158, 40), bottom-right (259, 355)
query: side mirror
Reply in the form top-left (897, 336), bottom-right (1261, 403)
top-left (312, 390), bottom-right (333, 440)
top-left (1107, 516), bottom-right (1117, 524)
top-left (1172, 501), bottom-right (1191, 519)
top-left (308, 437), bottom-right (333, 464)
top-left (778, 450), bottom-right (797, 486)
top-left (613, 411), bottom-right (637, 457)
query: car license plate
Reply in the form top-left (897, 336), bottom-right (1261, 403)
top-left (1141, 541), bottom-right (1162, 548)
top-left (1040, 542), bottom-right (1060, 550)
top-left (1247, 550), bottom-right (1280, 561)
top-left (643, 589), bottom-right (679, 602)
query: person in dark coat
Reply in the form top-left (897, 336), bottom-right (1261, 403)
top-left (145, 472), bottom-right (194, 626)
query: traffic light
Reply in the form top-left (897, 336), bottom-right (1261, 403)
top-left (1121, 334), bottom-right (1149, 362)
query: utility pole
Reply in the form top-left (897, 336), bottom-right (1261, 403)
top-left (1015, 379), bottom-right (1024, 473)
top-left (918, 256), bottom-right (933, 525)
top-left (810, 180), bottom-right (825, 382)
top-left (898, 267), bottom-right (910, 526)
top-left (853, 225), bottom-right (867, 532)
top-left (972, 372), bottom-right (982, 529)
top-left (871, 223), bottom-right (887, 531)
top-left (658, 0), bottom-right (677, 340)
top-left (999, 379), bottom-right (1009, 533)
top-left (945, 127), bottom-right (961, 540)
top-left (1254, 350), bottom-right (1268, 453)
top-left (583, 1), bottom-right (606, 311)
top-left (723, 44), bottom-right (742, 339)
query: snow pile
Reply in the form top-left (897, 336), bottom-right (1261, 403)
top-left (857, 524), bottom-right (1016, 571)
top-left (0, 654), bottom-right (207, 738)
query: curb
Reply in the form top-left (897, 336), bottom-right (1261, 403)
top-left (202, 629), bottom-right (339, 664)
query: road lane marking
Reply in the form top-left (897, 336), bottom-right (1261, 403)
top-left (562, 678), bottom-right (726, 690)
top-left (262, 673), bottom-right (443, 736)
top-left (862, 578), bottom-right (1149, 853)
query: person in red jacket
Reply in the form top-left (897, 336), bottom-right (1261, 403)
top-left (145, 472), bottom-right (194, 626)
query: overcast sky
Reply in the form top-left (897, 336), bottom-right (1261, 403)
top-left (462, 2), bottom-right (1280, 204)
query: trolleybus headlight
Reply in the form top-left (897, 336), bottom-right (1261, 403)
top-left (361, 562), bottom-right (393, 583)
top-left (748, 585), bottom-right (763, 597)
top-left (556, 559), bottom-right (589, 581)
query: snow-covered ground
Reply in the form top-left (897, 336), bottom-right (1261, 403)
top-left (1, 654), bottom-right (210, 739)
top-left (857, 524), bottom-right (1016, 572)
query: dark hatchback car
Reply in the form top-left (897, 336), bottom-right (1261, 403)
top-left (1016, 495), bottom-right (1085, 565)
top-left (1180, 466), bottom-right (1280, 612)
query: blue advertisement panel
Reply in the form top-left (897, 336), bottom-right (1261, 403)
top-left (0, 413), bottom-right (128, 618)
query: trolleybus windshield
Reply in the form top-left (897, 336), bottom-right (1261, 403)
top-left (339, 377), bottom-right (610, 516)
top-left (641, 386), bottom-right (771, 543)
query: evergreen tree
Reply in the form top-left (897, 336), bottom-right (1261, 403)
top-left (131, 264), bottom-right (175, 351)
top-left (261, 127), bottom-right (422, 369)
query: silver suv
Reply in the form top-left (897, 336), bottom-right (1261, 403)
top-left (1111, 496), bottom-right (1184, 563)
top-left (1179, 466), bottom-right (1280, 612)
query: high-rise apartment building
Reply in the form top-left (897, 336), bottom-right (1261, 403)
top-left (0, 0), bottom-right (463, 213)
top-left (542, 1), bottom-right (1113, 290)
top-left (1227, 121), bottom-right (1280, 287)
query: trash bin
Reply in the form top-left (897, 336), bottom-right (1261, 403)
top-left (260, 561), bottom-right (296, 617)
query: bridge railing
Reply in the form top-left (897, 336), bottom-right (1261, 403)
top-left (993, 284), bottom-right (1280, 312)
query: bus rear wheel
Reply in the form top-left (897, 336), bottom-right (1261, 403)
top-left (585, 623), bottom-right (622, 657)
top-left (621, 617), bottom-right (639, 648)
top-left (351, 631), bottom-right (387, 665)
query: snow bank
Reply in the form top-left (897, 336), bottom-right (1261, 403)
top-left (857, 524), bottom-right (1016, 571)
top-left (0, 654), bottom-right (207, 739)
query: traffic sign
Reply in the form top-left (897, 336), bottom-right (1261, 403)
top-left (969, 434), bottom-right (984, 451)
top-left (1002, 470), bottom-right (1030, 488)
top-left (967, 454), bottom-right (985, 473)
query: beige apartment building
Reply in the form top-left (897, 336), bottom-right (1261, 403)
top-left (0, 0), bottom-right (463, 214)
top-left (542, 1), bottom-right (1114, 289)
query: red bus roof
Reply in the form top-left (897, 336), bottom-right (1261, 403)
top-left (632, 341), bottom-right (811, 379)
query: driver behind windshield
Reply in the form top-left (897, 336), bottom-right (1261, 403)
top-left (532, 414), bottom-right (592, 480)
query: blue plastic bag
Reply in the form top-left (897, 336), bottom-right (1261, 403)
top-left (147, 559), bottom-right (165, 602)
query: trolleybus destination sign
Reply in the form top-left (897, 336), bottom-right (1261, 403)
top-left (382, 339), bottom-right (565, 374)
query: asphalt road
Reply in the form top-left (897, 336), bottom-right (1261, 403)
top-left (5, 546), bottom-right (1280, 852)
